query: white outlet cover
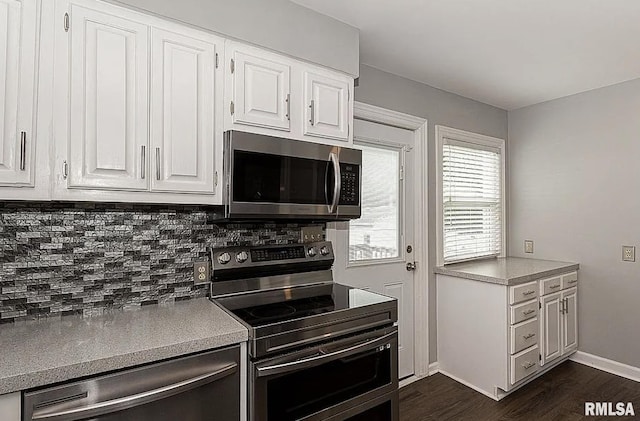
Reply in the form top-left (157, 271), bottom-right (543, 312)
top-left (524, 240), bottom-right (534, 254)
top-left (622, 246), bottom-right (636, 262)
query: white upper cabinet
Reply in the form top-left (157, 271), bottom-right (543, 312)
top-left (228, 43), bottom-right (291, 131)
top-left (66, 1), bottom-right (149, 191)
top-left (150, 26), bottom-right (221, 194)
top-left (303, 70), bottom-right (350, 141)
top-left (0, 0), bottom-right (37, 186)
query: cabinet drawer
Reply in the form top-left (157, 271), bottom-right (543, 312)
top-left (510, 318), bottom-right (539, 354)
top-left (510, 345), bottom-right (539, 384)
top-left (540, 276), bottom-right (562, 295)
top-left (509, 281), bottom-right (538, 305)
top-left (562, 272), bottom-right (578, 289)
top-left (510, 299), bottom-right (538, 324)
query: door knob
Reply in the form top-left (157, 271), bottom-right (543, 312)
top-left (406, 262), bottom-right (417, 271)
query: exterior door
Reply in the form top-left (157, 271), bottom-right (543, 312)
top-left (562, 287), bottom-right (578, 354)
top-left (540, 292), bottom-right (562, 365)
top-left (150, 26), bottom-right (220, 194)
top-left (0, 0), bottom-right (36, 186)
top-left (329, 119), bottom-right (415, 379)
top-left (303, 71), bottom-right (350, 141)
top-left (230, 45), bottom-right (291, 131)
top-left (67, 0), bottom-right (149, 190)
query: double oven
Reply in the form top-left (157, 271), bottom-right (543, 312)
top-left (210, 241), bottom-right (399, 421)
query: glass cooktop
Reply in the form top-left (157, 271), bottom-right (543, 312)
top-left (221, 283), bottom-right (395, 328)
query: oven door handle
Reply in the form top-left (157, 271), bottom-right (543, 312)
top-left (256, 331), bottom-right (396, 378)
top-left (31, 363), bottom-right (237, 421)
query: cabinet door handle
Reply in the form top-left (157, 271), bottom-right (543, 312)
top-left (522, 309), bottom-right (535, 316)
top-left (568, 279), bottom-right (577, 284)
top-left (522, 361), bottom-right (536, 370)
top-left (19, 131), bottom-right (26, 170)
top-left (140, 145), bottom-right (146, 179)
top-left (155, 147), bottom-right (161, 180)
top-left (285, 93), bottom-right (290, 121)
top-left (309, 100), bottom-right (315, 125)
top-left (560, 298), bottom-right (565, 314)
top-left (522, 290), bottom-right (536, 296)
top-left (549, 284), bottom-right (561, 289)
top-left (523, 333), bottom-right (536, 340)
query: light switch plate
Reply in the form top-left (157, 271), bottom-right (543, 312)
top-left (524, 240), bottom-right (534, 254)
top-left (301, 226), bottom-right (324, 243)
top-left (193, 261), bottom-right (210, 284)
top-left (622, 246), bottom-right (635, 262)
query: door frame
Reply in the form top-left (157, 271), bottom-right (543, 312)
top-left (350, 101), bottom-right (429, 381)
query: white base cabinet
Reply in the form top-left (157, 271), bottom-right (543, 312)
top-left (437, 270), bottom-right (578, 401)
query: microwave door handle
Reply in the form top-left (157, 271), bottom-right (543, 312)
top-left (256, 331), bottom-right (395, 378)
top-left (328, 152), bottom-right (341, 214)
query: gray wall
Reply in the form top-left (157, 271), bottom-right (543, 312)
top-left (112, 0), bottom-right (359, 76)
top-left (355, 65), bottom-right (508, 363)
top-left (508, 78), bottom-right (640, 368)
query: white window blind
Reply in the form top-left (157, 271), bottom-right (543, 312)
top-left (442, 139), bottom-right (502, 263)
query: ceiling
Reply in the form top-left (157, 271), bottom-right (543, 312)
top-left (291, 0), bottom-right (640, 110)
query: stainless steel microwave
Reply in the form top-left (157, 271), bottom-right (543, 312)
top-left (221, 131), bottom-right (361, 220)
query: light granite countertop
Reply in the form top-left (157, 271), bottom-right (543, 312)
top-left (0, 298), bottom-right (248, 395)
top-left (435, 257), bottom-right (579, 286)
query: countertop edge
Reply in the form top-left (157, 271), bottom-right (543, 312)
top-left (435, 262), bottom-right (580, 286)
top-left (0, 330), bottom-right (248, 395)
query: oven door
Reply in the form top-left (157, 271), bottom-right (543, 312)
top-left (250, 328), bottom-right (398, 421)
top-left (224, 130), bottom-right (361, 220)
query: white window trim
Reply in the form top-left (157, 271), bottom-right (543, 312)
top-left (435, 125), bottom-right (506, 266)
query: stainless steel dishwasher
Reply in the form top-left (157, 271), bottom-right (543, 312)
top-left (23, 345), bottom-right (240, 421)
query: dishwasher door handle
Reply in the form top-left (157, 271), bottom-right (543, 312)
top-left (31, 363), bottom-right (237, 421)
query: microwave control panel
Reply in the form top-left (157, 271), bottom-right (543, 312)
top-left (339, 164), bottom-right (360, 206)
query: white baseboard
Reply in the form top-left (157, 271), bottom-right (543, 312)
top-left (570, 351), bottom-right (640, 383)
top-left (399, 375), bottom-right (421, 388)
top-left (437, 369), bottom-right (499, 400)
top-left (428, 361), bottom-right (440, 375)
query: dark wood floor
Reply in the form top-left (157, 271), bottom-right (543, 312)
top-left (400, 361), bottom-right (640, 420)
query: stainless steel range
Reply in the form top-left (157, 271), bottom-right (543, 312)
top-left (210, 241), bottom-right (399, 421)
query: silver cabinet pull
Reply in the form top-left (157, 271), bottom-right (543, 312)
top-left (522, 309), bottom-right (535, 315)
top-left (140, 145), bottom-right (146, 179)
top-left (285, 93), bottom-right (290, 121)
top-left (560, 298), bottom-right (566, 314)
top-left (155, 147), bottom-right (161, 180)
top-left (522, 361), bottom-right (536, 370)
top-left (309, 100), bottom-right (315, 125)
top-left (523, 333), bottom-right (536, 340)
top-left (19, 131), bottom-right (26, 170)
top-left (522, 290), bottom-right (535, 296)
top-left (568, 279), bottom-right (577, 284)
top-left (549, 284), bottom-right (561, 289)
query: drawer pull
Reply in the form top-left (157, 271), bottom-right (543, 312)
top-left (549, 284), bottom-right (561, 289)
top-left (522, 309), bottom-right (535, 315)
top-left (523, 333), bottom-right (536, 340)
top-left (522, 361), bottom-right (536, 370)
top-left (568, 279), bottom-right (577, 284)
top-left (522, 290), bottom-right (536, 296)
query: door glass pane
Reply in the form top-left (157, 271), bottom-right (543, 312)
top-left (349, 145), bottom-right (400, 262)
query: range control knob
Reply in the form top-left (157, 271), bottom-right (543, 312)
top-left (307, 247), bottom-right (317, 257)
top-left (236, 251), bottom-right (249, 263)
top-left (320, 246), bottom-right (330, 256)
top-left (218, 252), bottom-right (231, 265)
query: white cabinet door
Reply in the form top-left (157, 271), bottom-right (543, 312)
top-left (230, 46), bottom-right (291, 131)
top-left (0, 0), bottom-right (36, 186)
top-left (303, 71), bottom-right (350, 141)
top-left (150, 26), bottom-right (220, 194)
top-left (562, 287), bottom-right (578, 354)
top-left (540, 292), bottom-right (562, 366)
top-left (67, 1), bottom-right (149, 190)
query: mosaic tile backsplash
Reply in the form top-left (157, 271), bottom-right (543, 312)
top-left (0, 202), bottom-right (323, 324)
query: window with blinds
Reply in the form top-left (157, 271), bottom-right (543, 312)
top-left (442, 139), bottom-right (503, 264)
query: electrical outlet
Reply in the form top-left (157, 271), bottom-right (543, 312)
top-left (622, 246), bottom-right (635, 262)
top-left (524, 240), bottom-right (534, 254)
top-left (193, 261), bottom-right (210, 285)
top-left (301, 226), bottom-right (324, 243)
